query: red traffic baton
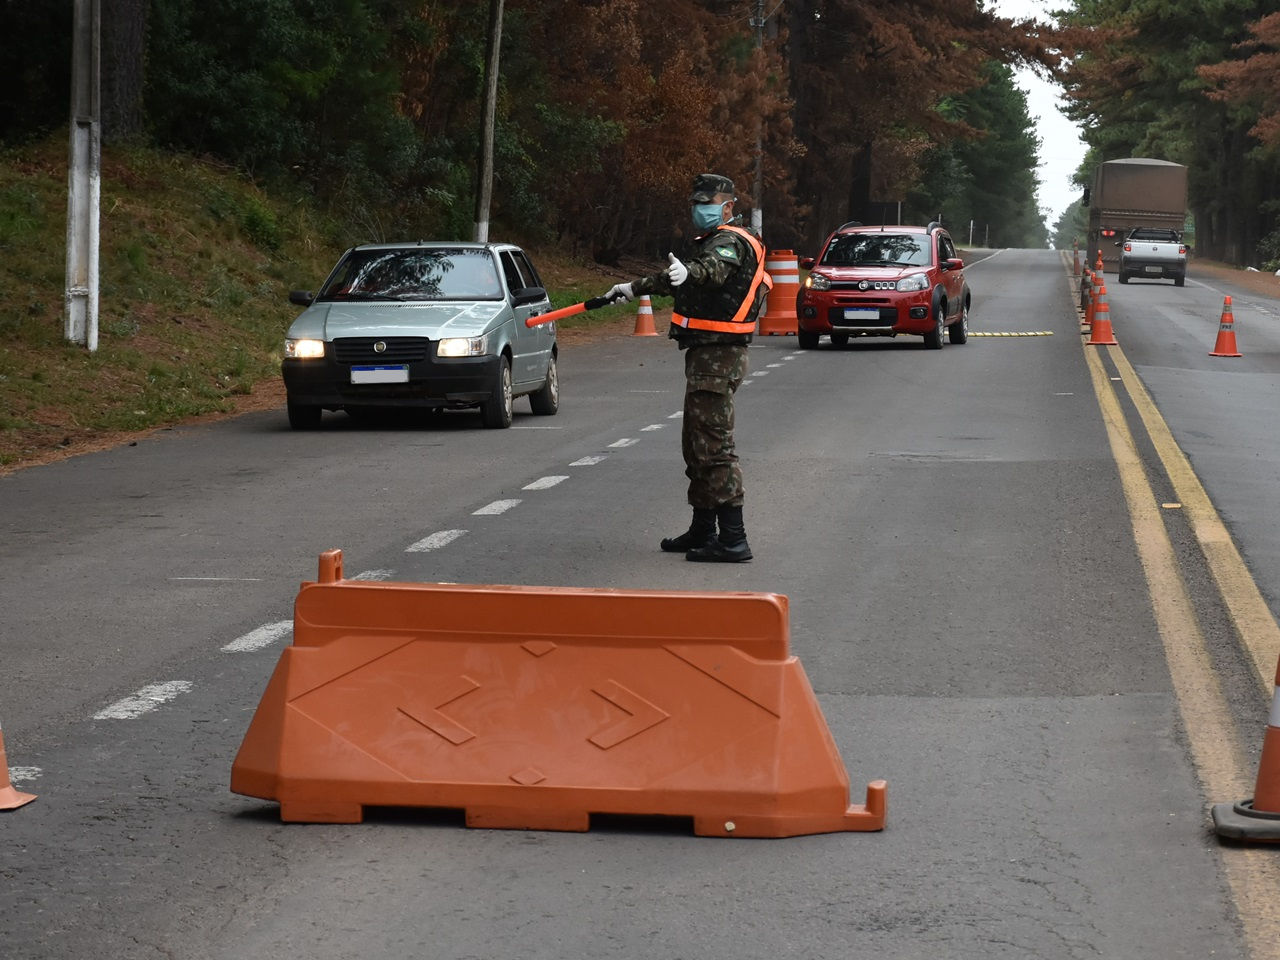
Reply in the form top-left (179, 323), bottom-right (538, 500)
top-left (525, 294), bottom-right (620, 328)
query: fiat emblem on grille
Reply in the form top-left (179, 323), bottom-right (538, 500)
top-left (858, 279), bottom-right (871, 291)
top-left (373, 340), bottom-right (387, 354)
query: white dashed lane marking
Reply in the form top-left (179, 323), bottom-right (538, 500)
top-left (641, 424), bottom-right (664, 431)
top-left (351, 569), bottom-right (394, 581)
top-left (93, 681), bottom-right (193, 720)
top-left (609, 438), bottom-right (639, 448)
top-left (473, 499), bottom-right (521, 515)
top-left (222, 621), bottom-right (292, 653)
top-left (523, 476), bottom-right (568, 490)
top-left (571, 455), bottom-right (607, 466)
top-left (7, 766), bottom-right (40, 784)
top-left (406, 529), bottom-right (468, 552)
top-left (668, 412), bottom-right (683, 419)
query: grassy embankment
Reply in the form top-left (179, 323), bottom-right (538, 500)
top-left (0, 134), bottom-right (637, 473)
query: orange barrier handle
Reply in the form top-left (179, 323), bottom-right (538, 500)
top-left (526, 294), bottom-right (619, 328)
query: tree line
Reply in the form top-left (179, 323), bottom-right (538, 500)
top-left (1059, 0), bottom-right (1280, 267)
top-left (3, 1), bottom-right (1100, 257)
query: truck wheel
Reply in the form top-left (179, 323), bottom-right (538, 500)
top-left (287, 401), bottom-right (322, 430)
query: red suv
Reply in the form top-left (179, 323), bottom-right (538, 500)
top-left (795, 222), bottom-right (971, 349)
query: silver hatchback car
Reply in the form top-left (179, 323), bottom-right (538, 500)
top-left (282, 242), bottom-right (557, 429)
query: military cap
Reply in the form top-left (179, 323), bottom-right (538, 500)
top-left (689, 173), bottom-right (735, 202)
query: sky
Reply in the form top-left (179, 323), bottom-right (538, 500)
top-left (992, 0), bottom-right (1088, 229)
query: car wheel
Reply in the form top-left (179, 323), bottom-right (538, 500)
top-left (797, 330), bottom-right (820, 349)
top-left (830, 333), bottom-right (849, 347)
top-left (480, 356), bottom-right (513, 429)
top-left (287, 401), bottom-right (321, 430)
top-left (948, 300), bottom-right (969, 344)
top-left (1174, 273), bottom-right (1185, 287)
top-left (1118, 271), bottom-right (1129, 284)
top-left (529, 353), bottom-right (559, 415)
top-left (923, 298), bottom-right (945, 350)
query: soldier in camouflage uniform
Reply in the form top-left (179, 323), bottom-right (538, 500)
top-left (606, 174), bottom-right (772, 562)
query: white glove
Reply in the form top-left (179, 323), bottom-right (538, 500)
top-left (666, 252), bottom-right (689, 287)
top-left (605, 282), bottom-right (635, 303)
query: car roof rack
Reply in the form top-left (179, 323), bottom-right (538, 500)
top-left (837, 220), bottom-right (863, 231)
top-left (926, 220), bottom-right (941, 231)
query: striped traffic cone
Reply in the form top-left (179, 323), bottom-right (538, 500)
top-left (1209, 296), bottom-right (1242, 357)
top-left (0, 721), bottom-right (37, 810)
top-left (1086, 282), bottom-right (1118, 345)
top-left (633, 295), bottom-right (658, 337)
top-left (1212, 657), bottom-right (1280, 841)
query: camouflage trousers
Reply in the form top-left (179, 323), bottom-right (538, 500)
top-left (682, 343), bottom-right (748, 509)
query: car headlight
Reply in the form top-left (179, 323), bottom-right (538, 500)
top-left (803, 272), bottom-right (831, 291)
top-left (896, 272), bottom-right (930, 292)
top-left (285, 338), bottom-right (325, 359)
top-left (436, 335), bottom-right (490, 358)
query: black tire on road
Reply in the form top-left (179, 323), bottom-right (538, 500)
top-left (287, 401), bottom-right (322, 430)
top-left (948, 300), bottom-right (969, 344)
top-left (481, 356), bottom-right (514, 429)
top-left (923, 296), bottom-right (945, 350)
top-left (798, 330), bottom-right (820, 349)
top-left (1174, 273), bottom-right (1185, 287)
top-left (830, 333), bottom-right (849, 347)
top-left (529, 353), bottom-right (559, 415)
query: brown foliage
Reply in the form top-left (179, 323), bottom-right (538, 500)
top-left (1199, 13), bottom-right (1280, 147)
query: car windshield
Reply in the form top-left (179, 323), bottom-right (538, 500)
top-left (821, 234), bottom-right (931, 268)
top-left (317, 249), bottom-right (503, 301)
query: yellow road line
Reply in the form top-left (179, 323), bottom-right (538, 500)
top-left (1110, 347), bottom-right (1280, 696)
top-left (1081, 334), bottom-right (1280, 960)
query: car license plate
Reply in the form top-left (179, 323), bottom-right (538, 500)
top-left (843, 308), bottom-right (879, 320)
top-left (1144, 265), bottom-right (1161, 273)
top-left (350, 365), bottom-right (408, 384)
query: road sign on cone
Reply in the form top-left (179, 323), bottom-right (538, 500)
top-left (1209, 296), bottom-right (1242, 357)
top-left (633, 295), bottom-right (658, 337)
top-left (1212, 657), bottom-right (1280, 841)
top-left (231, 550), bottom-right (887, 837)
top-left (1086, 281), bottom-right (1118, 345)
top-left (0, 722), bottom-right (37, 810)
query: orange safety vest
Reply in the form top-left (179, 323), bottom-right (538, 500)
top-left (672, 225), bottom-right (774, 335)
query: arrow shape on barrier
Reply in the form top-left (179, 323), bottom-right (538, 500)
top-left (399, 675), bottom-right (481, 745)
top-left (589, 680), bottom-right (669, 749)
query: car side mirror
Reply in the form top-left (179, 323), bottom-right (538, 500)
top-left (799, 257), bottom-right (816, 270)
top-left (289, 290), bottom-right (314, 306)
top-left (944, 258), bottom-right (964, 271)
top-left (512, 286), bottom-right (548, 306)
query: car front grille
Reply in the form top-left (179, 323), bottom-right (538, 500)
top-left (333, 337), bottom-right (430, 364)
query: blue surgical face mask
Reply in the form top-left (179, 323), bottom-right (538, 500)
top-left (692, 202), bottom-right (726, 232)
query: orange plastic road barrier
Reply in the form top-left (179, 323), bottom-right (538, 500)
top-left (759, 250), bottom-right (799, 335)
top-left (0, 722), bottom-right (37, 811)
top-left (1209, 296), bottom-right (1242, 357)
top-left (231, 550), bottom-right (887, 838)
top-left (1095, 249), bottom-right (1104, 272)
top-left (1212, 657), bottom-right (1280, 841)
top-left (1087, 282), bottom-right (1118, 345)
top-left (633, 294), bottom-right (658, 337)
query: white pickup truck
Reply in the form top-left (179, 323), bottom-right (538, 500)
top-left (1117, 227), bottom-right (1187, 286)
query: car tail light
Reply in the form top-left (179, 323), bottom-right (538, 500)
top-left (1123, 243), bottom-right (1132, 252)
top-left (1179, 245), bottom-right (1187, 254)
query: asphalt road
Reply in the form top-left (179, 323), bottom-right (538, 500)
top-left (2, 248), bottom-right (1277, 959)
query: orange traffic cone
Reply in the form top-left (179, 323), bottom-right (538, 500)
top-left (1212, 657), bottom-right (1280, 841)
top-left (1209, 296), bottom-right (1242, 357)
top-left (1095, 249), bottom-right (1103, 272)
top-left (1086, 282), bottom-right (1118, 345)
top-left (0, 722), bottom-right (37, 810)
top-left (633, 294), bottom-right (658, 337)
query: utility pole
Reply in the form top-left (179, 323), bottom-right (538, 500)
top-left (473, 0), bottom-right (504, 243)
top-left (66, 0), bottom-right (101, 351)
top-left (750, 0), bottom-right (764, 238)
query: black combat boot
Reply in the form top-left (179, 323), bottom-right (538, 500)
top-left (660, 507), bottom-right (718, 553)
top-left (686, 504), bottom-right (752, 562)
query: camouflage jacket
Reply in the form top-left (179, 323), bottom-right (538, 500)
top-left (632, 226), bottom-right (765, 349)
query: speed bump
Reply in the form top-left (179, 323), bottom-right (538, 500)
top-left (231, 550), bottom-right (886, 837)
